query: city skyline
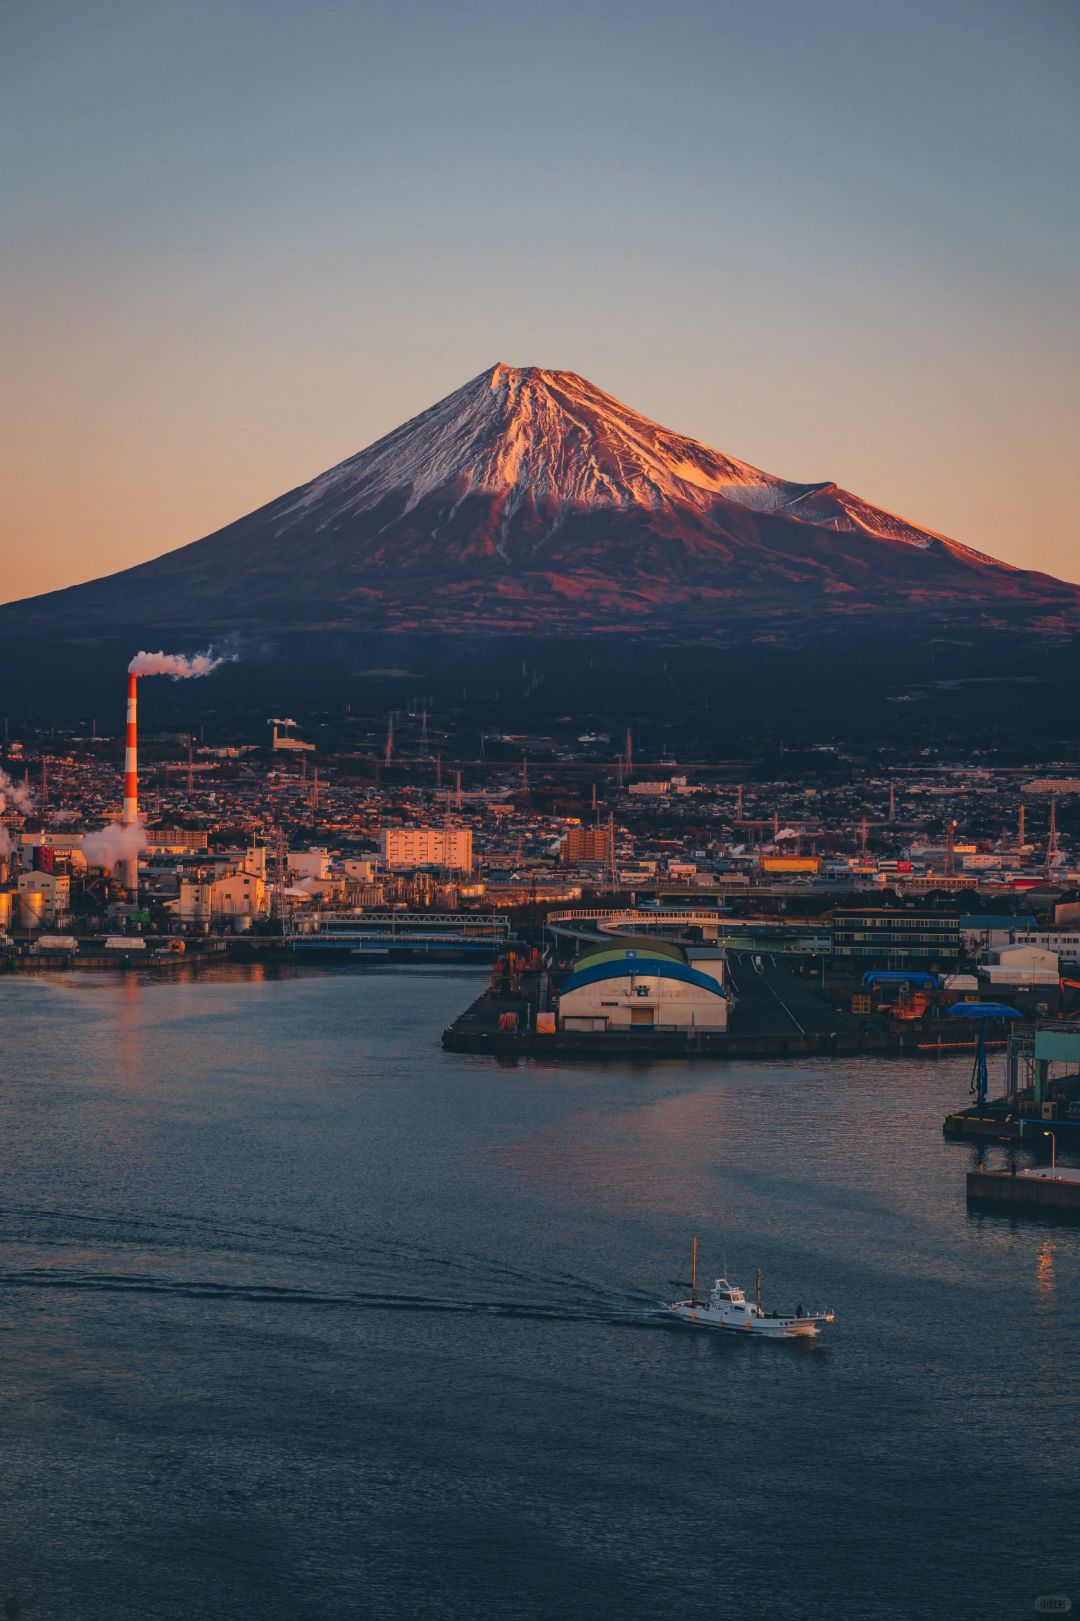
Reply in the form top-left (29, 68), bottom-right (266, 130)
top-left (4, 0), bottom-right (1079, 604)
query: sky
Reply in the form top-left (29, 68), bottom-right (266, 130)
top-left (3, 0), bottom-right (1078, 603)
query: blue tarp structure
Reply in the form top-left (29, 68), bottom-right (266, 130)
top-left (947, 1003), bottom-right (1023, 1021)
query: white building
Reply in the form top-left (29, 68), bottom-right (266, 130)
top-left (558, 938), bottom-right (728, 1033)
top-left (380, 827), bottom-right (473, 872)
top-left (982, 944), bottom-right (1060, 987)
top-left (289, 847), bottom-right (331, 881)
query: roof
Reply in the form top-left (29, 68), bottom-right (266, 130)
top-left (575, 934), bottom-right (686, 965)
top-left (561, 954), bottom-right (727, 999)
top-left (959, 915), bottom-right (1038, 929)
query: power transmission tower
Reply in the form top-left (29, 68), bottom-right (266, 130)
top-left (607, 812), bottom-right (618, 892)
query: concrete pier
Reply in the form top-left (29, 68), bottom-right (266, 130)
top-left (967, 1166), bottom-right (1080, 1214)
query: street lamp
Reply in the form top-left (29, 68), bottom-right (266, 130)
top-left (1043, 1129), bottom-right (1057, 1177)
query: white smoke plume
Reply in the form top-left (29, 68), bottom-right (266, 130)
top-left (0, 767), bottom-right (32, 858)
top-left (128, 648), bottom-right (235, 679)
top-left (83, 820), bottom-right (148, 869)
top-left (0, 767), bottom-right (34, 815)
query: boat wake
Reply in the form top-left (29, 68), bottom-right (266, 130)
top-left (0, 1265), bottom-right (668, 1329)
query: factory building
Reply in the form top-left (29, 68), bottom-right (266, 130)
top-left (17, 870), bottom-right (70, 927)
top-left (558, 937), bottom-right (728, 1032)
top-left (175, 871), bottom-right (269, 928)
top-left (380, 827), bottom-right (473, 872)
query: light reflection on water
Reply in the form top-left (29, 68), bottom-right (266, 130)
top-left (0, 964), bottom-right (1077, 1621)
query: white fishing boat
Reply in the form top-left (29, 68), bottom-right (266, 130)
top-left (668, 1237), bottom-right (834, 1339)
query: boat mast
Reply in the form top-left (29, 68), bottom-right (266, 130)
top-left (755, 1267), bottom-right (762, 1313)
top-left (691, 1235), bottom-right (698, 1306)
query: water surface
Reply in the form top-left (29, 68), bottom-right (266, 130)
top-left (0, 966), bottom-right (1076, 1620)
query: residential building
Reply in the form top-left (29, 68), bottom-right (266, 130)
top-left (380, 827), bottom-right (473, 872)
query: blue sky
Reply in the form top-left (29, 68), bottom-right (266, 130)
top-left (3, 0), bottom-right (1078, 596)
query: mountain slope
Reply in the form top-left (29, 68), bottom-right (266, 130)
top-left (3, 363), bottom-right (1076, 639)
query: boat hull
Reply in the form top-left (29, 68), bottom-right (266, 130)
top-left (668, 1303), bottom-right (829, 1338)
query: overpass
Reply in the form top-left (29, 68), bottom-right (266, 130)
top-left (545, 909), bottom-right (829, 954)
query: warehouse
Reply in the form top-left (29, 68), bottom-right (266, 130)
top-left (558, 937), bottom-right (728, 1032)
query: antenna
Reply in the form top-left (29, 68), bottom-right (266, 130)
top-left (384, 712), bottom-right (394, 768)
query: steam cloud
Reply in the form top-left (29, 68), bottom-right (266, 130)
top-left (0, 769), bottom-right (34, 857)
top-left (83, 820), bottom-right (148, 868)
top-left (0, 768), bottom-right (34, 815)
top-left (128, 648), bottom-right (234, 679)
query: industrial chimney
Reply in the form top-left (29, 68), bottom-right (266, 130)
top-left (122, 671), bottom-right (138, 893)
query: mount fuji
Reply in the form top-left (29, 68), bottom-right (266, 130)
top-left (2, 364), bottom-right (1078, 736)
top-left (4, 363), bottom-right (1075, 637)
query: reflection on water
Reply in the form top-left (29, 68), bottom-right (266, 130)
top-left (1036, 1236), bottom-right (1057, 1309)
top-left (0, 965), bottom-right (1076, 1621)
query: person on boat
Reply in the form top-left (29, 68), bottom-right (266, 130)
top-left (796, 1302), bottom-right (805, 1318)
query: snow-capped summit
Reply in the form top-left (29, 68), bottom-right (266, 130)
top-left (271, 362), bottom-right (999, 570)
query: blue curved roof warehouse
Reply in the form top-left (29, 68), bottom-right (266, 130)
top-left (561, 954), bottom-right (727, 999)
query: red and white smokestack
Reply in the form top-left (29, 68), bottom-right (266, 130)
top-left (122, 671), bottom-right (138, 892)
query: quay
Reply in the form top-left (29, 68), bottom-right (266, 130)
top-left (943, 1022), bottom-right (1080, 1141)
top-left (442, 949), bottom-right (1015, 1063)
top-left (967, 1165), bottom-right (1080, 1216)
